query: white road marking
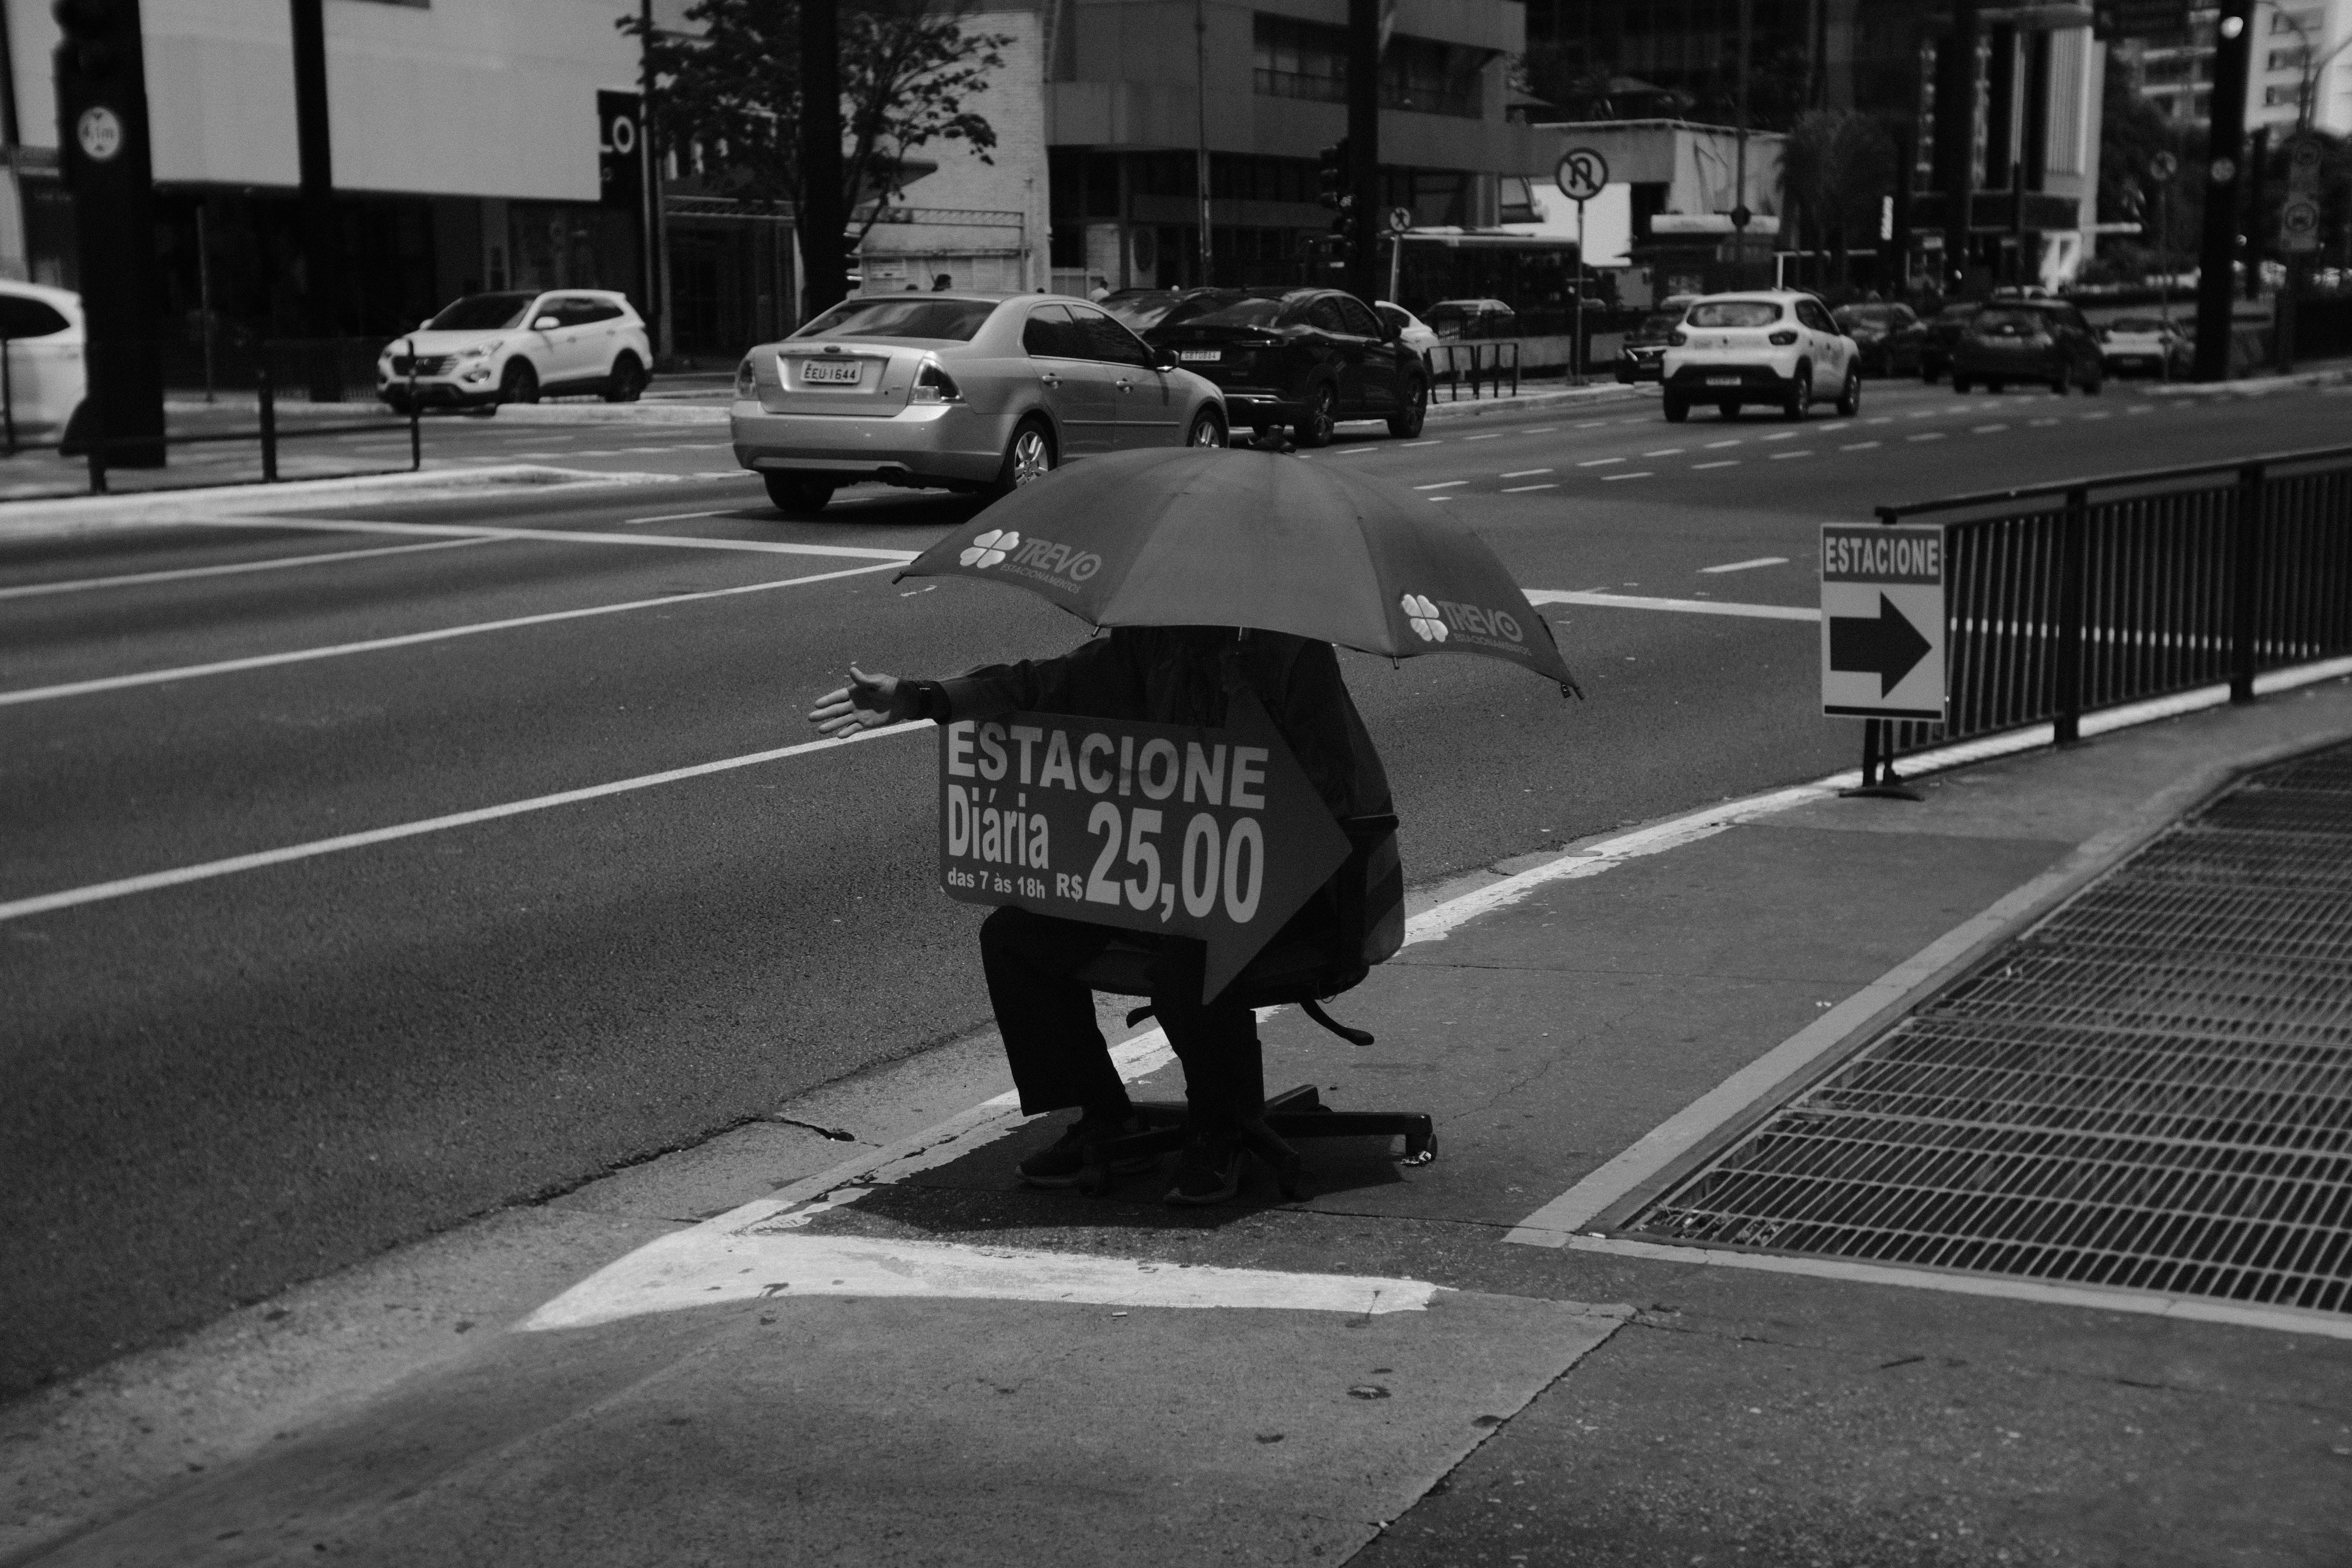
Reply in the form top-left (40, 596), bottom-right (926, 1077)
top-left (1906, 409), bottom-right (1936, 418)
top-left (1972, 423), bottom-right (2009, 433)
top-left (1704, 439), bottom-right (1742, 448)
top-left (0, 560), bottom-right (902, 710)
top-left (1527, 589), bottom-right (1816, 621)
top-left (523, 1232), bottom-right (1444, 1331)
top-left (1692, 460), bottom-right (1740, 470)
top-left (1333, 446), bottom-right (1377, 455)
top-left (1577, 456), bottom-right (1624, 467)
top-left (126, 514), bottom-right (916, 563)
top-left (1501, 468), bottom-right (1554, 478)
top-left (1642, 449), bottom-right (1684, 457)
top-left (2081, 411), bottom-right (2112, 420)
top-left (1521, 426), bottom-right (1558, 434)
top-left (1426, 496), bottom-right (1454, 502)
top-left (1759, 431), bottom-right (1797, 441)
top-left (1816, 423), bottom-right (1849, 433)
top-left (2127, 405), bottom-right (2154, 413)
top-left (1699, 556), bottom-right (1788, 574)
top-left (2030, 418), bottom-right (2060, 427)
top-left (1865, 416), bottom-right (1893, 424)
top-left (1602, 472), bottom-right (1652, 481)
top-left (1400, 439), bottom-right (1441, 447)
top-left (1769, 451), bottom-right (1811, 460)
top-left (1576, 420), bottom-right (1607, 428)
top-left (1840, 441), bottom-right (1882, 451)
top-left (624, 508), bottom-right (743, 526)
top-left (1501, 482), bottom-right (1559, 492)
top-left (1414, 479), bottom-right (1467, 490)
top-left (1908, 432), bottom-right (1946, 441)
top-left (0, 537), bottom-right (496, 601)
top-left (1463, 433), bottom-right (1504, 441)
top-left (0, 719), bottom-right (928, 924)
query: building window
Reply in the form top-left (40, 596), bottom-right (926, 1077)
top-left (2269, 9), bottom-right (2321, 34)
top-left (2263, 83), bottom-right (2303, 105)
top-left (2267, 47), bottom-right (2309, 70)
top-left (1251, 14), bottom-right (1488, 117)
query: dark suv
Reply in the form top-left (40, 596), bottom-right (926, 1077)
top-left (1143, 287), bottom-right (1431, 444)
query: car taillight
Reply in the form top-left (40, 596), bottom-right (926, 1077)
top-left (735, 356), bottom-right (758, 398)
top-left (1668, 329), bottom-right (1688, 347)
top-left (911, 361), bottom-right (963, 404)
top-left (1768, 329), bottom-right (1798, 346)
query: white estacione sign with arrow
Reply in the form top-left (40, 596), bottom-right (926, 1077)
top-left (1819, 524), bottom-right (1945, 721)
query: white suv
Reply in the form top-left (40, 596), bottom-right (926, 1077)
top-left (1660, 290), bottom-right (1859, 423)
top-left (377, 289), bottom-right (653, 411)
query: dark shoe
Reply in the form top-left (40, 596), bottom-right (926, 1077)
top-left (1164, 1134), bottom-right (1247, 1207)
top-left (1017, 1112), bottom-right (1153, 1188)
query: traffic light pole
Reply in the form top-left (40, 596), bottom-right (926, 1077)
top-left (1344, 0), bottom-right (1380, 305)
top-left (798, 0), bottom-right (847, 315)
top-left (2192, 0), bottom-right (2254, 381)
top-left (53, 0), bottom-right (165, 466)
top-left (289, 0), bottom-right (343, 401)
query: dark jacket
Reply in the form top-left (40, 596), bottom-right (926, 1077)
top-left (928, 626), bottom-right (1392, 824)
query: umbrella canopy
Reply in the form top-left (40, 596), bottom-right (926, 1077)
top-left (897, 447), bottom-right (1578, 692)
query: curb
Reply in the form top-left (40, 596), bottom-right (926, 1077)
top-left (2145, 359), bottom-right (2352, 398)
top-left (1421, 381), bottom-right (1640, 421)
top-left (0, 464), bottom-right (732, 538)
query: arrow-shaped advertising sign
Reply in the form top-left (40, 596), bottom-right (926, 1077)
top-left (1820, 524), bottom-right (1946, 721)
top-left (937, 692), bottom-right (1351, 1003)
top-left (1829, 593), bottom-right (1933, 695)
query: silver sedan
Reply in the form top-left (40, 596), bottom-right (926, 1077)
top-left (731, 292), bottom-right (1230, 516)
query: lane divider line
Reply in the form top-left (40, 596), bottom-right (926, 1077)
top-left (1528, 589), bottom-right (1816, 621)
top-left (1502, 482), bottom-right (1560, 493)
top-left (0, 560), bottom-right (903, 709)
top-left (1414, 480), bottom-right (1467, 490)
top-left (1501, 468), bottom-right (1554, 478)
top-left (0, 536), bottom-right (497, 601)
top-left (115, 514), bottom-right (919, 563)
top-left (1692, 460), bottom-right (1740, 470)
top-left (1699, 556), bottom-right (1789, 574)
top-left (1602, 472), bottom-right (1653, 482)
top-left (0, 721), bottom-right (928, 924)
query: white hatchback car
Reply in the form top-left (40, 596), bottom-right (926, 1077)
top-left (0, 280), bottom-right (87, 443)
top-left (1660, 290), bottom-right (1860, 422)
top-left (376, 289), bottom-right (653, 410)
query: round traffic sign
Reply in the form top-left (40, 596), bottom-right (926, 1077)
top-left (1388, 205), bottom-right (1415, 236)
top-left (2282, 198), bottom-right (2321, 238)
top-left (1554, 147), bottom-right (1609, 202)
top-left (2149, 150), bottom-right (2177, 181)
top-left (2208, 156), bottom-right (2236, 185)
top-left (76, 105), bottom-right (123, 164)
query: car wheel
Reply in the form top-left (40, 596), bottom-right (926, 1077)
top-left (499, 361), bottom-right (540, 405)
top-left (763, 473), bottom-right (835, 516)
top-left (2084, 372), bottom-right (2104, 397)
top-left (1294, 383), bottom-right (1337, 447)
top-left (993, 417), bottom-right (1056, 495)
top-left (1185, 408), bottom-right (1226, 447)
top-left (1783, 366), bottom-right (1813, 421)
top-left (1951, 375), bottom-right (1972, 394)
top-left (1836, 367), bottom-right (1862, 418)
top-left (2051, 368), bottom-right (2070, 395)
top-left (1387, 379), bottom-right (1428, 439)
top-left (1987, 379), bottom-right (2006, 394)
top-left (383, 389), bottom-right (412, 416)
top-left (1663, 395), bottom-right (1689, 423)
top-left (604, 353), bottom-right (648, 403)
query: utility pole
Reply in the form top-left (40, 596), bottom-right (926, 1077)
top-left (1344, 0), bottom-right (1380, 304)
top-left (52, 0), bottom-right (164, 465)
top-left (289, 0), bottom-right (342, 401)
top-left (798, 0), bottom-right (847, 315)
top-left (637, 0), bottom-right (671, 360)
top-left (1194, 0), bottom-right (1211, 286)
top-left (1732, 0), bottom-right (1754, 279)
top-left (2192, 0), bottom-right (2254, 380)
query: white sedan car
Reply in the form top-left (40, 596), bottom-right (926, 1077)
top-left (376, 289), bottom-right (653, 410)
top-left (1375, 302), bottom-right (1441, 358)
top-left (1660, 290), bottom-right (1860, 422)
top-left (0, 280), bottom-right (87, 443)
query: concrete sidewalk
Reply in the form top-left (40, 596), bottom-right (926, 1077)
top-left (7, 683), bottom-right (2351, 1565)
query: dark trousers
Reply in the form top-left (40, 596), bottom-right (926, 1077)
top-left (979, 906), bottom-right (1265, 1124)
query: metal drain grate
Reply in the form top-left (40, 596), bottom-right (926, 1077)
top-left (1623, 741), bottom-right (2352, 1315)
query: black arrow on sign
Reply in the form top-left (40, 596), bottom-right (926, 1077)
top-left (1829, 594), bottom-right (1932, 695)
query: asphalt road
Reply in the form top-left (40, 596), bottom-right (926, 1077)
top-left (5, 374), bottom-right (2346, 1397)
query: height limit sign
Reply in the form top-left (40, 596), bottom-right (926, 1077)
top-left (1820, 525), bottom-right (1945, 720)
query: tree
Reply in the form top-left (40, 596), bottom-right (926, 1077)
top-left (1779, 109), bottom-right (1896, 282)
top-left (2095, 46), bottom-right (2201, 278)
top-left (622, 0), bottom-right (1011, 306)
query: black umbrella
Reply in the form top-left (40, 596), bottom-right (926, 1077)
top-left (898, 447), bottom-right (1579, 694)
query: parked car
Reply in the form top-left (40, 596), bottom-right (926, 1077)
top-left (1423, 298), bottom-right (1517, 340)
top-left (0, 280), bottom-right (86, 442)
top-left (1833, 302), bottom-right (1928, 376)
top-left (1144, 287), bottom-right (1431, 445)
top-left (1375, 301), bottom-right (1441, 358)
top-left (731, 291), bottom-right (1228, 516)
top-left (1918, 300), bottom-right (1983, 383)
top-left (377, 289), bottom-right (652, 410)
top-left (1614, 305), bottom-right (1690, 383)
top-left (1659, 290), bottom-right (1860, 422)
top-left (1948, 300), bottom-right (2105, 395)
top-left (2098, 316), bottom-right (2191, 379)
top-left (1099, 287), bottom-right (1239, 337)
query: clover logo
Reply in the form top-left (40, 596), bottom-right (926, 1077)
top-left (960, 528), bottom-right (1021, 569)
top-left (1401, 593), bottom-right (1449, 642)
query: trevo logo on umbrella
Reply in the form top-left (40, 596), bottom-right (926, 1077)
top-left (1401, 595), bottom-right (1449, 642)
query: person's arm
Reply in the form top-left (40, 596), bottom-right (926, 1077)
top-left (807, 639), bottom-right (1120, 737)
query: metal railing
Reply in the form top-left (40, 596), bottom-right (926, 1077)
top-left (1430, 340), bottom-right (1520, 401)
top-left (1859, 443), bottom-right (2352, 783)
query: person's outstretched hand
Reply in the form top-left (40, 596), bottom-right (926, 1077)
top-left (809, 666), bottom-right (920, 737)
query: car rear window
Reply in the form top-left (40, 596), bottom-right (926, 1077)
top-left (1837, 306), bottom-right (1900, 326)
top-left (1973, 308), bottom-right (2052, 334)
top-left (427, 292), bottom-right (536, 331)
top-left (793, 298), bottom-right (998, 342)
top-left (0, 296), bottom-right (70, 338)
top-left (1185, 298), bottom-right (1285, 329)
top-left (1687, 301), bottom-right (1782, 328)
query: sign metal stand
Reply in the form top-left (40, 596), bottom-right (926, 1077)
top-left (1554, 149), bottom-right (1608, 386)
